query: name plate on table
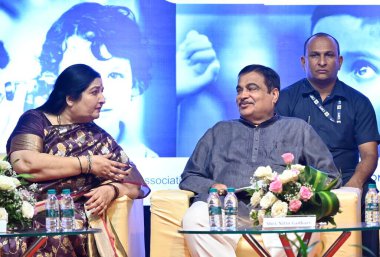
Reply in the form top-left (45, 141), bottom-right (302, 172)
top-left (263, 215), bottom-right (316, 228)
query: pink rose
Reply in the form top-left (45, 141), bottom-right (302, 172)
top-left (299, 186), bottom-right (313, 201)
top-left (289, 199), bottom-right (302, 212)
top-left (269, 177), bottom-right (283, 193)
top-left (281, 153), bottom-right (294, 165)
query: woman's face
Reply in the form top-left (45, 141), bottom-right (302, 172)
top-left (59, 35), bottom-right (143, 140)
top-left (69, 77), bottom-right (105, 123)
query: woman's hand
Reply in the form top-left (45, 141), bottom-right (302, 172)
top-left (84, 185), bottom-right (115, 216)
top-left (88, 153), bottom-right (130, 181)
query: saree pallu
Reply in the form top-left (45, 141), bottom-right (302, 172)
top-left (1, 109), bottom-right (150, 256)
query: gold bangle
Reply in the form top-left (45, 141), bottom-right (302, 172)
top-left (106, 183), bottom-right (120, 201)
top-left (76, 156), bottom-right (83, 174)
top-left (86, 155), bottom-right (92, 174)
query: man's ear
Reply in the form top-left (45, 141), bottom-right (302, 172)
top-left (338, 55), bottom-right (343, 70)
top-left (301, 56), bottom-right (306, 70)
top-left (271, 88), bottom-right (279, 104)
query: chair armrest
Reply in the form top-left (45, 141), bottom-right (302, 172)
top-left (88, 195), bottom-right (134, 257)
top-left (150, 189), bottom-right (194, 257)
top-left (320, 187), bottom-right (362, 256)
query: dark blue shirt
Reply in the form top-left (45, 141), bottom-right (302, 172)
top-left (276, 78), bottom-right (380, 182)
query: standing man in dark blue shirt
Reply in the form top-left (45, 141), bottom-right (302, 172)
top-left (276, 32), bottom-right (380, 256)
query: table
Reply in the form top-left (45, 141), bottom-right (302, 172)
top-left (0, 228), bottom-right (101, 257)
top-left (179, 222), bottom-right (380, 257)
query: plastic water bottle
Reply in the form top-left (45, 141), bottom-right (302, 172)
top-left (365, 184), bottom-right (379, 226)
top-left (207, 188), bottom-right (222, 231)
top-left (224, 187), bottom-right (238, 230)
top-left (60, 189), bottom-right (75, 231)
top-left (45, 189), bottom-right (59, 231)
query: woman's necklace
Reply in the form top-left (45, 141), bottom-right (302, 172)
top-left (57, 115), bottom-right (61, 125)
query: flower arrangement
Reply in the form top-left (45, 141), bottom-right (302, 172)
top-left (0, 158), bottom-right (36, 230)
top-left (248, 153), bottom-right (340, 226)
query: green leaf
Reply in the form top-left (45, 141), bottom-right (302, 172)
top-left (312, 191), bottom-right (340, 220)
top-left (350, 244), bottom-right (377, 257)
top-left (323, 177), bottom-right (340, 191)
top-left (286, 233), bottom-right (320, 257)
top-left (304, 166), bottom-right (329, 191)
top-left (16, 173), bottom-right (34, 179)
top-left (245, 188), bottom-right (255, 195)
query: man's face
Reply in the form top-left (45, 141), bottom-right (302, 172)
top-left (236, 71), bottom-right (278, 124)
top-left (59, 35), bottom-right (140, 139)
top-left (301, 36), bottom-right (342, 86)
top-left (313, 15), bottom-right (380, 121)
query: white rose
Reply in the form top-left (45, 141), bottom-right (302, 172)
top-left (258, 209), bottom-right (267, 225)
top-left (0, 208), bottom-right (8, 220)
top-left (250, 191), bottom-right (262, 208)
top-left (291, 164), bottom-right (305, 172)
top-left (271, 200), bottom-right (288, 218)
top-left (0, 160), bottom-right (12, 171)
top-left (11, 177), bottom-right (21, 187)
top-left (260, 192), bottom-right (277, 209)
top-left (278, 169), bottom-right (299, 184)
top-left (21, 201), bottom-right (34, 219)
top-left (0, 175), bottom-right (17, 190)
top-left (254, 166), bottom-right (275, 180)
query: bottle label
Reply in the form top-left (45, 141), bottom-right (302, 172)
top-left (366, 203), bottom-right (379, 211)
top-left (224, 207), bottom-right (237, 215)
top-left (46, 209), bottom-right (59, 218)
top-left (61, 209), bottom-right (74, 217)
top-left (209, 206), bottom-right (222, 215)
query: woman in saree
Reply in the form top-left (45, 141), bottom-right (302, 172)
top-left (2, 63), bottom-right (150, 256)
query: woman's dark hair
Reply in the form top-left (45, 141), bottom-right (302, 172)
top-left (39, 2), bottom-right (151, 96)
top-left (37, 64), bottom-right (100, 114)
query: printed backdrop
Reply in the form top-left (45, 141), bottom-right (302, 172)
top-left (1, 1), bottom-right (380, 203)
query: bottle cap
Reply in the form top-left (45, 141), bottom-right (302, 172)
top-left (227, 188), bottom-right (235, 192)
top-left (368, 184), bottom-right (377, 189)
top-left (47, 189), bottom-right (56, 194)
top-left (209, 188), bottom-right (217, 193)
top-left (62, 189), bottom-right (71, 194)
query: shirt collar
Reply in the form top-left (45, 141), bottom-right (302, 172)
top-left (301, 78), bottom-right (347, 100)
top-left (239, 113), bottom-right (279, 128)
